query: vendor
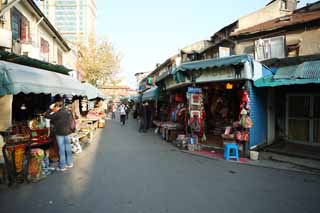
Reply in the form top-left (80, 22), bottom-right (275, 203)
top-left (45, 102), bottom-right (74, 171)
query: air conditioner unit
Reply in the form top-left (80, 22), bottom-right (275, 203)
top-left (0, 28), bottom-right (12, 48)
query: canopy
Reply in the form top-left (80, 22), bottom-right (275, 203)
top-left (142, 86), bottom-right (159, 101)
top-left (130, 94), bottom-right (142, 102)
top-left (82, 82), bottom-right (105, 100)
top-left (254, 60), bottom-right (320, 87)
top-left (0, 60), bottom-right (85, 96)
top-left (175, 55), bottom-right (253, 73)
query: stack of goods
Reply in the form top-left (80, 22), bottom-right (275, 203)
top-left (70, 133), bottom-right (82, 154)
top-left (27, 148), bottom-right (47, 182)
top-left (175, 134), bottom-right (187, 150)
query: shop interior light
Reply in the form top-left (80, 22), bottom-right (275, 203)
top-left (226, 83), bottom-right (234, 90)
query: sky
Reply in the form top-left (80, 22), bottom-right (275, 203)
top-left (96, 0), bottom-right (318, 88)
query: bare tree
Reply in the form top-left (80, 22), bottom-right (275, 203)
top-left (76, 36), bottom-right (121, 86)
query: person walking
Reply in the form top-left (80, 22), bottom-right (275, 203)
top-left (119, 103), bottom-right (127, 126)
top-left (138, 102), bottom-right (148, 133)
top-left (45, 102), bottom-right (73, 171)
top-left (112, 104), bottom-right (116, 119)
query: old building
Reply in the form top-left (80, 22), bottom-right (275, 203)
top-left (101, 85), bottom-right (136, 102)
top-left (0, 0), bottom-right (71, 64)
top-left (230, 1), bottom-right (320, 156)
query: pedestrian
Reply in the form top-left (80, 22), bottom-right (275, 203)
top-left (119, 103), bottom-right (127, 125)
top-left (45, 101), bottom-right (73, 171)
top-left (138, 102), bottom-right (148, 132)
top-left (125, 103), bottom-right (129, 120)
top-left (112, 104), bottom-right (116, 119)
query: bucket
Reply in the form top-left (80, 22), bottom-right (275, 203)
top-left (250, 151), bottom-right (259, 160)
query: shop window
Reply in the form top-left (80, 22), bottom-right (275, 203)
top-left (11, 7), bottom-right (30, 43)
top-left (255, 36), bottom-right (285, 61)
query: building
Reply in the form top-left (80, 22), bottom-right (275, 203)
top-left (100, 85), bottom-right (136, 102)
top-left (231, 1), bottom-right (320, 153)
top-left (0, 0), bottom-right (70, 65)
top-left (39, 0), bottom-right (96, 45)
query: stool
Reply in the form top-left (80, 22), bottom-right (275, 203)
top-left (224, 143), bottom-right (239, 161)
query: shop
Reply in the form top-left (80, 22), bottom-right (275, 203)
top-left (141, 86), bottom-right (159, 129)
top-left (155, 55), bottom-right (271, 157)
top-left (254, 59), bottom-right (320, 159)
top-left (0, 60), bottom-right (105, 184)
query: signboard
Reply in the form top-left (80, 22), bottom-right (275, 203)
top-left (194, 66), bottom-right (250, 83)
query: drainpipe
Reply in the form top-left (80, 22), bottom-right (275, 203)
top-left (35, 16), bottom-right (43, 57)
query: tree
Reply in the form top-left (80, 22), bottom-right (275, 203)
top-left (76, 36), bottom-right (121, 86)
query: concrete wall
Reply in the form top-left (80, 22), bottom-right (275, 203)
top-left (235, 40), bottom-right (255, 56)
top-left (286, 28), bottom-right (320, 56)
top-left (235, 26), bottom-right (320, 58)
top-left (237, 0), bottom-right (293, 32)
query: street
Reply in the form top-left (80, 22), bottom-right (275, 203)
top-left (1, 117), bottom-right (320, 213)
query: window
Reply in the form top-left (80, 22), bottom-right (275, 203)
top-left (57, 50), bottom-right (63, 65)
top-left (40, 38), bottom-right (49, 62)
top-left (255, 36), bottom-right (285, 61)
top-left (11, 7), bottom-right (30, 43)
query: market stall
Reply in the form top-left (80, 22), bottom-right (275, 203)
top-left (0, 60), bottom-right (86, 184)
top-left (156, 55), bottom-right (272, 157)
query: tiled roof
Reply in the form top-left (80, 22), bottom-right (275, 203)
top-left (231, 10), bottom-right (320, 37)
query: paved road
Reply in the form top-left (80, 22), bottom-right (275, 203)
top-left (1, 117), bottom-right (320, 213)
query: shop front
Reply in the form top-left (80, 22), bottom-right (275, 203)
top-left (254, 59), bottom-right (320, 159)
top-left (156, 55), bottom-right (271, 157)
top-left (0, 60), bottom-right (105, 184)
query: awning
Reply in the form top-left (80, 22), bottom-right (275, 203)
top-left (82, 82), bottom-right (105, 100)
top-left (131, 94), bottom-right (142, 102)
top-left (175, 55), bottom-right (253, 73)
top-left (0, 60), bottom-right (86, 96)
top-left (254, 60), bottom-right (320, 87)
top-left (142, 86), bottom-right (159, 101)
top-left (254, 75), bottom-right (320, 87)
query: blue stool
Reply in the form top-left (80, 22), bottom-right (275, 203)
top-left (224, 143), bottom-right (239, 161)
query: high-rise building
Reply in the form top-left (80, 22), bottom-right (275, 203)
top-left (39, 0), bottom-right (96, 45)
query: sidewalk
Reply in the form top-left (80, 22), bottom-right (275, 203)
top-left (178, 148), bottom-right (320, 175)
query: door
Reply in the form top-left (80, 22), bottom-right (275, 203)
top-left (287, 95), bottom-right (320, 144)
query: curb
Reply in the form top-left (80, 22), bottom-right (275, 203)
top-left (178, 149), bottom-right (320, 176)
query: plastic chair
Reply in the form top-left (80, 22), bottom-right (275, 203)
top-left (224, 143), bottom-right (239, 161)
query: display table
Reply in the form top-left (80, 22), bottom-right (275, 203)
top-left (154, 121), bottom-right (184, 142)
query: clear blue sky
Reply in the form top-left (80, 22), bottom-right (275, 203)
top-left (96, 0), bottom-right (318, 87)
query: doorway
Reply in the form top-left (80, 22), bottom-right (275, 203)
top-left (286, 94), bottom-right (320, 144)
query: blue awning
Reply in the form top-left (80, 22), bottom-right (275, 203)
top-left (0, 60), bottom-right (86, 96)
top-left (254, 60), bottom-right (320, 87)
top-left (142, 86), bottom-right (159, 101)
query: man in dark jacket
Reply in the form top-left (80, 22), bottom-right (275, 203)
top-left (45, 102), bottom-right (73, 171)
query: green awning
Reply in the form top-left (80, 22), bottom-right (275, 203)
top-left (254, 75), bottom-right (320, 87)
top-left (132, 94), bottom-right (142, 102)
top-left (175, 55), bottom-right (252, 73)
top-left (0, 60), bottom-right (85, 96)
top-left (83, 83), bottom-right (105, 100)
top-left (142, 86), bottom-right (159, 101)
top-left (255, 60), bottom-right (320, 87)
